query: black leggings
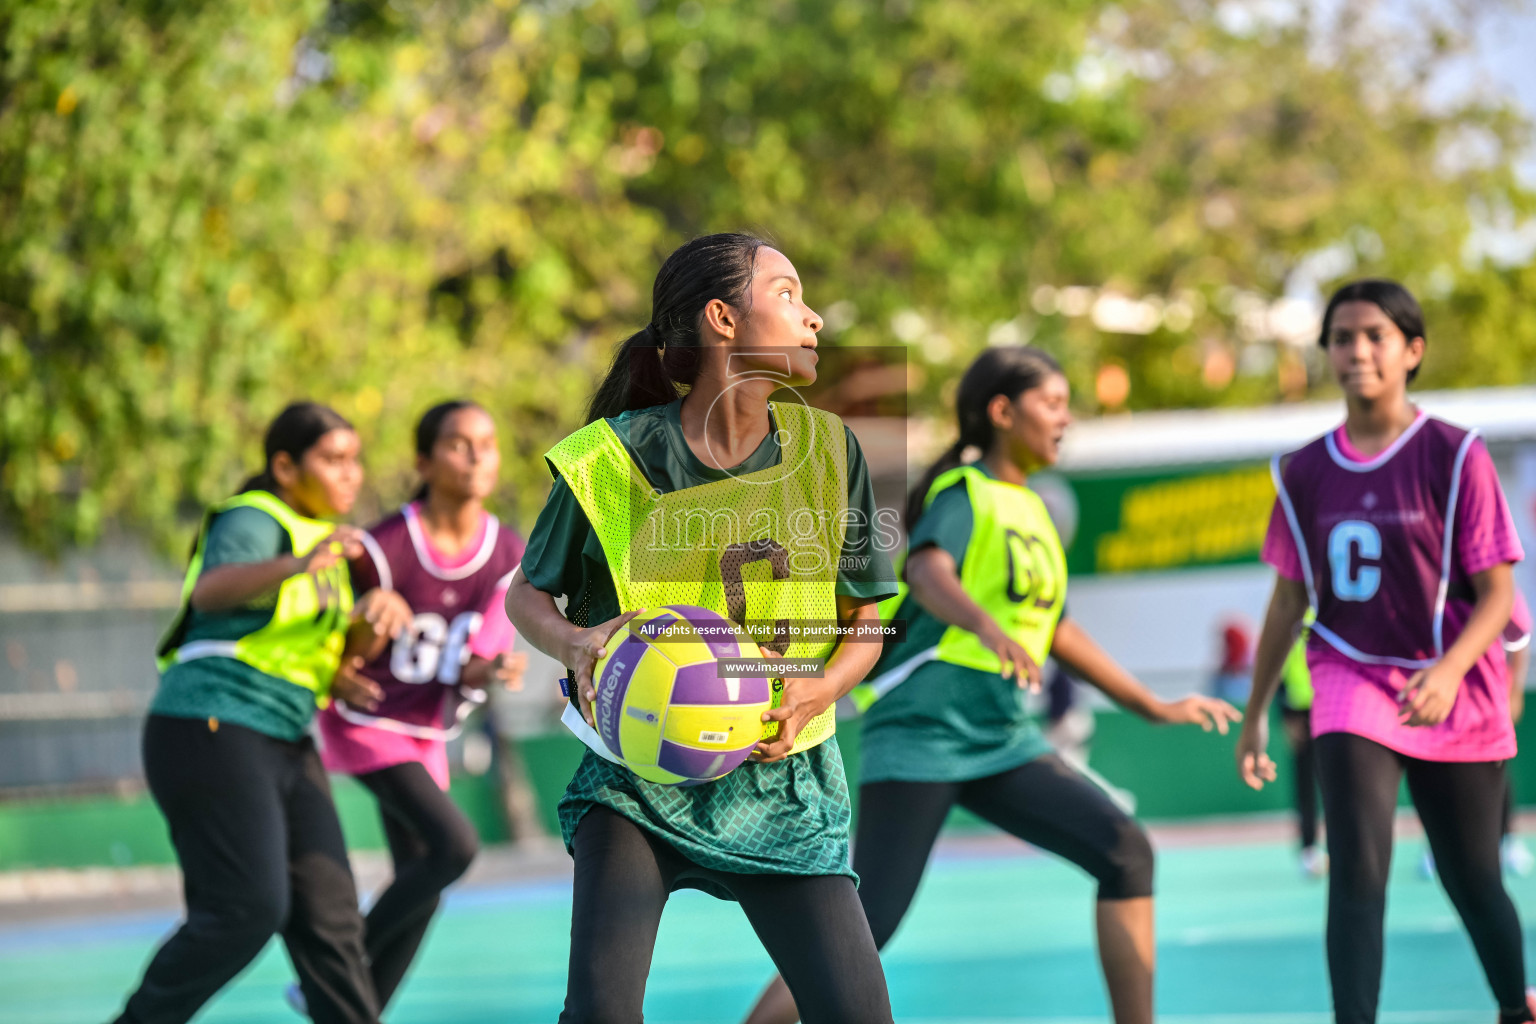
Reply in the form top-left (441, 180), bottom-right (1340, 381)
top-left (560, 806), bottom-right (892, 1024)
top-left (356, 761), bottom-right (480, 1009)
top-left (856, 755), bottom-right (1155, 951)
top-left (115, 716), bottom-right (378, 1024)
top-left (1316, 733), bottom-right (1529, 1024)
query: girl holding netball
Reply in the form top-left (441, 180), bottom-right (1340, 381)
top-left (1236, 279), bottom-right (1531, 1024)
top-left (746, 346), bottom-right (1240, 1024)
top-left (112, 402), bottom-right (409, 1024)
top-left (312, 400), bottom-right (525, 1012)
top-left (506, 233), bottom-right (897, 1024)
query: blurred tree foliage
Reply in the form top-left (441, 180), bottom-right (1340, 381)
top-left (2, 0), bottom-right (1532, 552)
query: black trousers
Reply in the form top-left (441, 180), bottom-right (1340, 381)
top-left (560, 806), bottom-right (893, 1024)
top-left (1316, 733), bottom-right (1529, 1024)
top-left (114, 715), bottom-right (378, 1024)
top-left (855, 755), bottom-right (1155, 951)
top-left (355, 761), bottom-right (480, 1009)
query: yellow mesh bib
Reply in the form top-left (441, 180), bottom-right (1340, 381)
top-left (156, 491), bottom-right (353, 702)
top-left (855, 465), bottom-right (1066, 710)
top-left (547, 401), bottom-right (848, 754)
top-left (931, 466), bottom-right (1067, 672)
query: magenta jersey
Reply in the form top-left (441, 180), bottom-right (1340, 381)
top-left (1264, 413), bottom-right (1524, 761)
top-left (318, 503), bottom-right (523, 784)
top-left (1273, 414), bottom-right (1485, 668)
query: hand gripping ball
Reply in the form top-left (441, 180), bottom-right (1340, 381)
top-left (591, 605), bottom-right (772, 785)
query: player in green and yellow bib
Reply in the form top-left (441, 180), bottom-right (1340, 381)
top-left (745, 348), bottom-right (1239, 1024)
top-left (111, 403), bottom-right (410, 1024)
top-left (506, 235), bottom-right (897, 1024)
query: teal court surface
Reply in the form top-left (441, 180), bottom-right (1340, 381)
top-left (6, 829), bottom-right (1535, 1024)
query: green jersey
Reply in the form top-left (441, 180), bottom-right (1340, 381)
top-left (522, 399), bottom-right (896, 892)
top-left (860, 464), bottom-right (1062, 784)
top-left (152, 493), bottom-right (352, 741)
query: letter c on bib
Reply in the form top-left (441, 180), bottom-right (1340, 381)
top-left (1328, 520), bottom-right (1382, 602)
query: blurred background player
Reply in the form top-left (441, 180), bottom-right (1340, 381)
top-left (1212, 615), bottom-right (1255, 705)
top-left (506, 234), bottom-right (898, 1024)
top-left (1279, 611), bottom-right (1328, 878)
top-left (744, 346), bottom-right (1239, 1024)
top-left (306, 400), bottom-right (526, 1014)
top-left (1236, 280), bottom-right (1532, 1024)
top-left (111, 402), bottom-right (409, 1024)
top-left (1045, 660), bottom-right (1092, 769)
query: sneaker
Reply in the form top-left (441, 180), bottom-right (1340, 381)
top-left (1503, 837), bottom-right (1535, 877)
top-left (1299, 846), bottom-right (1329, 879)
top-left (1419, 847), bottom-right (1436, 880)
top-left (284, 983), bottom-right (308, 1018)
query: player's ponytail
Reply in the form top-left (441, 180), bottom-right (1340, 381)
top-left (586, 233), bottom-right (768, 423)
top-left (410, 399), bottom-right (482, 502)
top-left (905, 346), bottom-right (1064, 529)
top-left (239, 401), bottom-right (353, 495)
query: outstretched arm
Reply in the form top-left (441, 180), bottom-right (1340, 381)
top-left (1051, 617), bottom-right (1239, 732)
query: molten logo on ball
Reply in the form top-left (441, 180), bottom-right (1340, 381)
top-left (591, 605), bottom-right (773, 785)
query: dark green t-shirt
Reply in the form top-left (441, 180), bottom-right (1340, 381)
top-left (522, 398), bottom-right (896, 626)
top-left (151, 505), bottom-right (321, 741)
top-left (523, 399), bottom-right (898, 887)
top-left (861, 464), bottom-right (1054, 783)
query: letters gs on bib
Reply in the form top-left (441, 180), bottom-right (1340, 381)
top-left (391, 612), bottom-right (484, 685)
top-left (721, 538), bottom-right (792, 656)
top-left (1005, 529), bottom-right (1061, 609)
top-left (1329, 520), bottom-right (1383, 602)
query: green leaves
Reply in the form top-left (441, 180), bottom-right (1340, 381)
top-left (2, 0), bottom-right (1530, 553)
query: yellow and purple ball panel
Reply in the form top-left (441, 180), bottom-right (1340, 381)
top-left (591, 605), bottom-right (772, 785)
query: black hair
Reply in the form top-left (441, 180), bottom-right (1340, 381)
top-left (586, 233), bottom-right (769, 424)
top-left (905, 346), bottom-right (1065, 529)
top-left (410, 399), bottom-right (485, 502)
top-left (1317, 278), bottom-right (1427, 384)
top-left (239, 401), bottom-right (353, 495)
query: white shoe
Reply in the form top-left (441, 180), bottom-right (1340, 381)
top-left (284, 983), bottom-right (309, 1018)
top-left (1419, 848), bottom-right (1437, 880)
top-left (1503, 836), bottom-right (1535, 877)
